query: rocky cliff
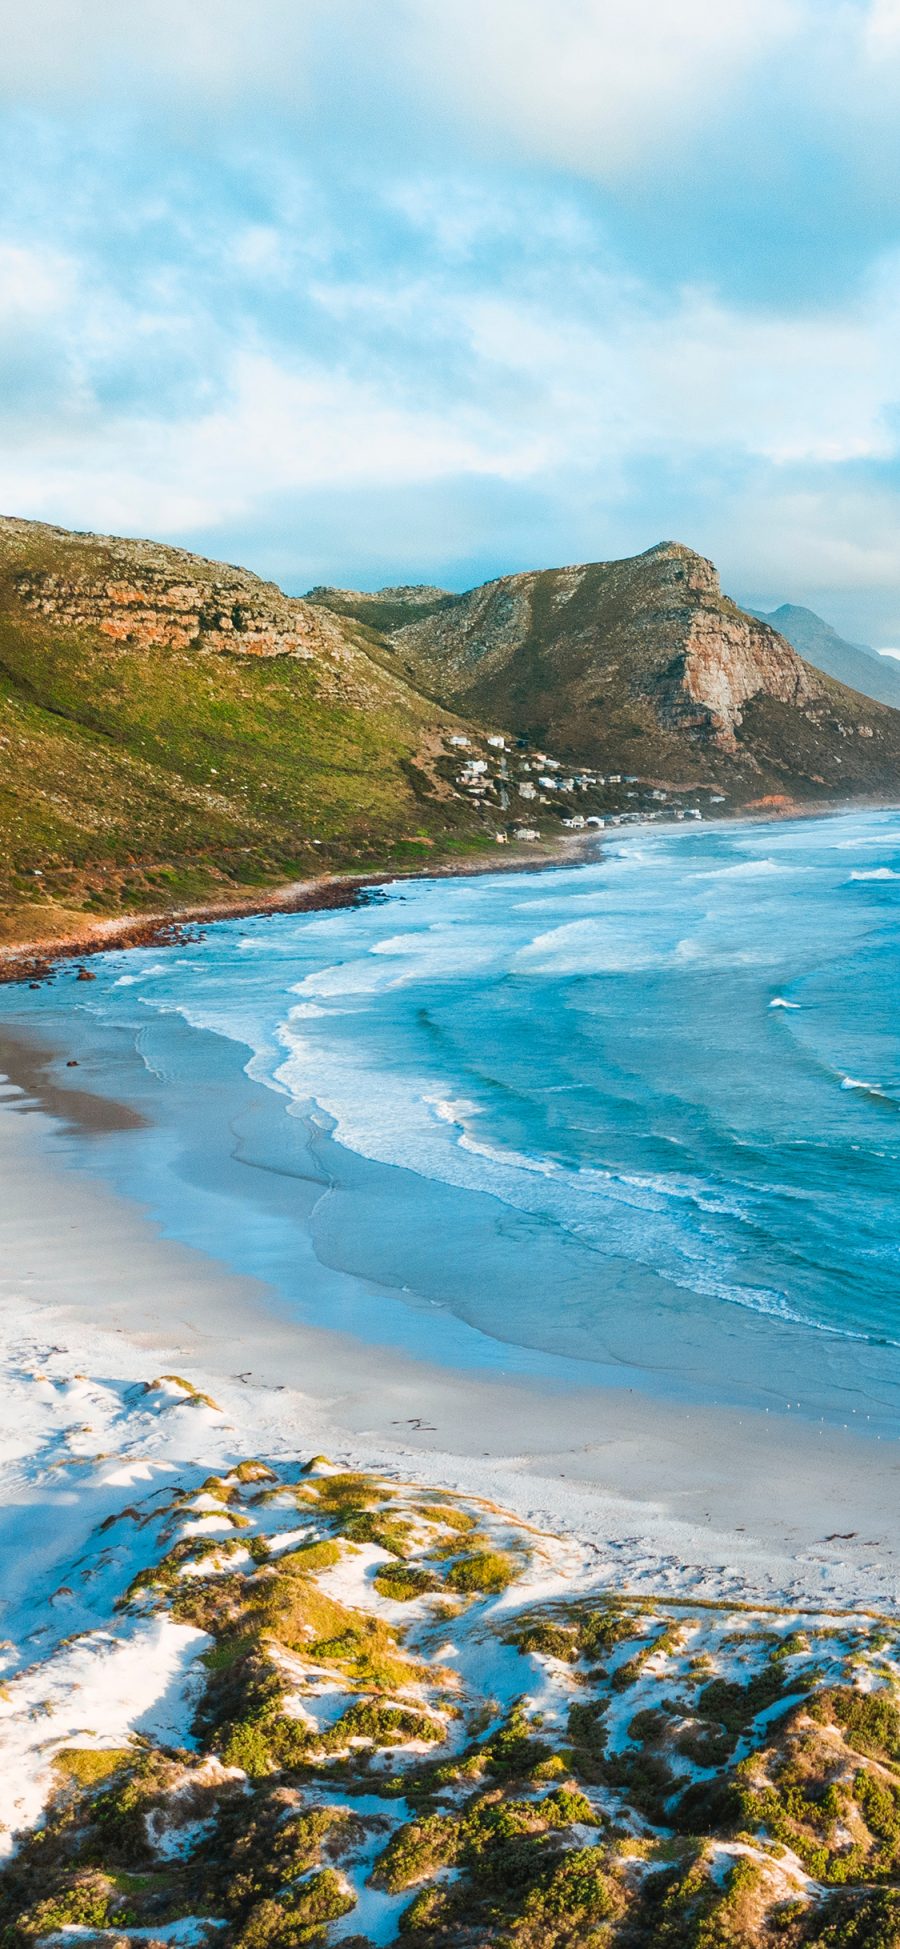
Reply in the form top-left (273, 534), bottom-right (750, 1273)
top-left (383, 543), bottom-right (819, 746)
top-left (0, 515), bottom-right (357, 675)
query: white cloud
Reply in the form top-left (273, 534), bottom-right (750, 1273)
top-left (0, 0), bottom-right (332, 107)
top-left (712, 479), bottom-right (900, 600)
top-left (3, 223), bottom-right (900, 582)
top-left (0, 241), bottom-right (75, 319)
top-left (402, 0), bottom-right (802, 176)
top-left (455, 257), bottom-right (900, 471)
top-left (1, 0), bottom-right (898, 210)
top-left (0, 349), bottom-right (539, 534)
top-left (863, 0), bottom-right (900, 53)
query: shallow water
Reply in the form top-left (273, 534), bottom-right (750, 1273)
top-left (4, 809), bottom-right (900, 1433)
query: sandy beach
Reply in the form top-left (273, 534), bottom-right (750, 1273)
top-left (2, 1039), bottom-right (898, 1619)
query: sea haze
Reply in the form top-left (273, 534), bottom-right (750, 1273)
top-left (4, 808), bottom-right (900, 1435)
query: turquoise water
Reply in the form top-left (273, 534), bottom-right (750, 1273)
top-left (4, 809), bottom-right (900, 1429)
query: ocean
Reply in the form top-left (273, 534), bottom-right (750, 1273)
top-left (4, 808), bottom-right (900, 1435)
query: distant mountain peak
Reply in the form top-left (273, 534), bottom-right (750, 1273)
top-left (750, 601), bottom-right (900, 712)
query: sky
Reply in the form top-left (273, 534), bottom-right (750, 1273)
top-left (3, 1), bottom-right (900, 644)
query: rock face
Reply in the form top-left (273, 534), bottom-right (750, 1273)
top-left (0, 515), bottom-right (347, 666)
top-left (652, 551), bottom-right (818, 745)
top-left (312, 540), bottom-right (900, 796)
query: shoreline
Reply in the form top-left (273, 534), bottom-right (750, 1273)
top-left (4, 790), bottom-right (897, 982)
top-left (0, 834), bottom-right (598, 983)
top-left (2, 1036), bottom-right (899, 1614)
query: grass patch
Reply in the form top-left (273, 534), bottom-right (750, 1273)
top-left (445, 1549), bottom-right (516, 1595)
top-left (53, 1747), bottom-right (132, 1786)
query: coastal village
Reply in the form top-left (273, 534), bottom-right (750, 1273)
top-left (439, 732), bottom-right (720, 845)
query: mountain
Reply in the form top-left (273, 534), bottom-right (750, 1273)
top-left (750, 601), bottom-right (900, 712)
top-left (2, 520), bottom-right (899, 955)
top-left (311, 541), bottom-right (900, 799)
top-left (0, 517), bottom-right (497, 950)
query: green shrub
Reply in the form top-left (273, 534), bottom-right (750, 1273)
top-left (521, 1845), bottom-right (620, 1927)
top-left (334, 1700), bottom-right (445, 1749)
top-left (506, 1619), bottom-right (580, 1663)
top-left (816, 1686), bottom-right (900, 1764)
top-left (371, 1814), bottom-right (460, 1891)
top-left (373, 1563), bottom-right (441, 1601)
top-left (445, 1550), bottom-right (516, 1595)
top-left (486, 1706), bottom-right (553, 1779)
top-left (17, 1873), bottom-right (117, 1937)
top-left (540, 1787), bottom-right (595, 1827)
top-left (53, 1747), bottom-right (131, 1786)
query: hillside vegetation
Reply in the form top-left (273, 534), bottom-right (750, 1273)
top-left (0, 520), bottom-right (495, 951)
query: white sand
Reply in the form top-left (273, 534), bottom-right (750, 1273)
top-left (1, 1076), bottom-right (898, 1622)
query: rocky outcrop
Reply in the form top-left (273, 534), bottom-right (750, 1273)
top-left (0, 515), bottom-right (347, 665)
top-left (645, 547), bottom-right (819, 745)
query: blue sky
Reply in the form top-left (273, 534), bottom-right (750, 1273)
top-left (3, 1), bottom-right (900, 643)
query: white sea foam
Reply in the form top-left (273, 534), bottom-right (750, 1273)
top-left (848, 867), bottom-right (900, 881)
top-left (836, 833), bottom-right (897, 849)
top-left (770, 997), bottom-right (801, 1009)
top-left (699, 858), bottom-right (788, 879)
top-left (684, 1269), bottom-right (875, 1341)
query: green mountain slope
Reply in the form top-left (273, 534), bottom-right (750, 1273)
top-left (0, 518), bottom-right (494, 949)
top-left (311, 543), bottom-right (900, 801)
